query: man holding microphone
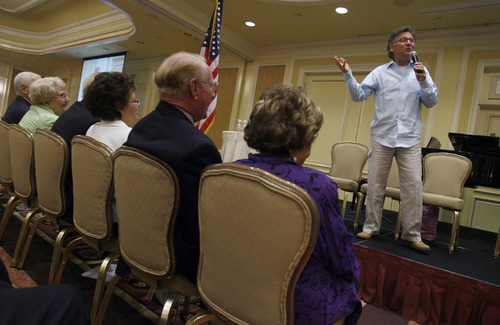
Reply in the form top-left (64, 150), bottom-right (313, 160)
top-left (335, 25), bottom-right (439, 251)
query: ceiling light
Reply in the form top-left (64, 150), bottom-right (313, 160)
top-left (335, 7), bottom-right (348, 14)
top-left (245, 21), bottom-right (256, 27)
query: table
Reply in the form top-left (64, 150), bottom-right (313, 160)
top-left (220, 131), bottom-right (256, 162)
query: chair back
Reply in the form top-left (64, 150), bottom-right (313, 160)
top-left (71, 136), bottom-right (114, 243)
top-left (9, 125), bottom-right (36, 200)
top-left (423, 152), bottom-right (472, 199)
top-left (113, 146), bottom-right (179, 282)
top-left (34, 129), bottom-right (68, 217)
top-left (426, 136), bottom-right (441, 149)
top-left (198, 163), bottom-right (320, 325)
top-left (0, 121), bottom-right (13, 186)
top-left (329, 141), bottom-right (368, 183)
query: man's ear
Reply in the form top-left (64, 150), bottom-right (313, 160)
top-left (20, 84), bottom-right (30, 96)
top-left (189, 78), bottom-right (199, 99)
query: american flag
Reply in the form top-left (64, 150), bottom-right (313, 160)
top-left (197, 0), bottom-right (223, 133)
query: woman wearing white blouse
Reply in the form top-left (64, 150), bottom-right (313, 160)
top-left (85, 72), bottom-right (140, 151)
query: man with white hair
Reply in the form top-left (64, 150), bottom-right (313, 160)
top-left (2, 71), bottom-right (41, 124)
top-left (123, 51), bottom-right (222, 284)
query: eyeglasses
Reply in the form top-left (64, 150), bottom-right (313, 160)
top-left (57, 93), bottom-right (69, 99)
top-left (395, 37), bottom-right (415, 44)
top-left (128, 99), bottom-right (140, 104)
top-left (197, 79), bottom-right (219, 91)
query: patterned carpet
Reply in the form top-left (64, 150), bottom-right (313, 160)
top-left (1, 193), bottom-right (411, 324)
top-left (0, 246), bottom-right (37, 288)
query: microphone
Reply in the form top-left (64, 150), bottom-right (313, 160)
top-left (410, 51), bottom-right (424, 73)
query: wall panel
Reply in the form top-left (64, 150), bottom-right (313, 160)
top-left (206, 67), bottom-right (239, 148)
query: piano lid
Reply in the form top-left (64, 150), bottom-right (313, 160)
top-left (448, 132), bottom-right (500, 156)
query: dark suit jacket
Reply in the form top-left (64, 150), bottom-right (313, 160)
top-left (2, 95), bottom-right (31, 124)
top-left (51, 100), bottom-right (99, 145)
top-left (51, 100), bottom-right (100, 223)
top-left (124, 100), bottom-right (222, 283)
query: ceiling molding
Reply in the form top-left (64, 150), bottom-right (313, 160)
top-left (258, 24), bottom-right (500, 60)
top-left (0, 11), bottom-right (135, 55)
top-left (256, 0), bottom-right (346, 4)
top-left (419, 0), bottom-right (500, 14)
top-left (0, 11), bottom-right (131, 41)
top-left (0, 0), bottom-right (48, 14)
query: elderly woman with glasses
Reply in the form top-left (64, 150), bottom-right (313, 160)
top-left (236, 84), bottom-right (362, 325)
top-left (85, 72), bottom-right (139, 152)
top-left (19, 76), bottom-right (69, 134)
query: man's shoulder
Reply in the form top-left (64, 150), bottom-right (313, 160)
top-left (374, 62), bottom-right (392, 71)
top-left (127, 114), bottom-right (219, 164)
top-left (57, 102), bottom-right (95, 121)
top-left (2, 96), bottom-right (31, 123)
top-left (12, 96), bottom-right (30, 106)
top-left (51, 102), bottom-right (98, 137)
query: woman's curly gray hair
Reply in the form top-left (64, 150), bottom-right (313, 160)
top-left (244, 84), bottom-right (323, 156)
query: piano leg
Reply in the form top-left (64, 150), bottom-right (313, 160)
top-left (494, 227), bottom-right (500, 259)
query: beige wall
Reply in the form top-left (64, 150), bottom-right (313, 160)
top-left (1, 34), bottom-right (500, 232)
top-left (220, 43), bottom-right (500, 232)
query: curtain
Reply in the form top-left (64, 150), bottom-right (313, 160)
top-left (355, 246), bottom-right (500, 325)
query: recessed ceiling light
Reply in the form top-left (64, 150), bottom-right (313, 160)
top-left (335, 7), bottom-right (348, 14)
top-left (245, 21), bottom-right (256, 27)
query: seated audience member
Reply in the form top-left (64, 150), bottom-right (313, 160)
top-left (85, 72), bottom-right (139, 151)
top-left (123, 51), bottom-right (222, 284)
top-left (51, 72), bottom-right (100, 145)
top-left (2, 71), bottom-right (41, 124)
top-left (236, 84), bottom-right (362, 325)
top-left (19, 77), bottom-right (69, 134)
top-left (0, 259), bottom-right (89, 325)
top-left (51, 72), bottom-right (100, 224)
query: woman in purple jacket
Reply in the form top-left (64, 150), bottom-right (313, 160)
top-left (236, 84), bottom-right (361, 325)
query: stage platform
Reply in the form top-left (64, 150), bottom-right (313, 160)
top-left (345, 205), bottom-right (500, 325)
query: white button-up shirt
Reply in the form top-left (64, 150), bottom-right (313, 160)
top-left (344, 60), bottom-right (439, 148)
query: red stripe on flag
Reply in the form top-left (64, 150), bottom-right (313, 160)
top-left (197, 0), bottom-right (222, 133)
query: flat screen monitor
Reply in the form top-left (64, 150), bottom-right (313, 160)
top-left (77, 52), bottom-right (126, 101)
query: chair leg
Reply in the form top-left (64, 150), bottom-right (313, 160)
top-left (494, 227), bottom-right (500, 258)
top-left (48, 226), bottom-right (76, 284)
top-left (90, 252), bottom-right (120, 322)
top-left (51, 237), bottom-right (84, 284)
top-left (17, 214), bottom-right (49, 269)
top-left (185, 311), bottom-right (215, 325)
top-left (158, 291), bottom-right (182, 325)
top-left (449, 210), bottom-right (460, 254)
top-left (394, 205), bottom-right (402, 240)
top-left (182, 295), bottom-right (191, 318)
top-left (94, 274), bottom-right (122, 325)
top-left (0, 195), bottom-right (20, 241)
top-left (341, 192), bottom-right (348, 219)
top-left (10, 208), bottom-right (41, 268)
top-left (354, 193), bottom-right (366, 230)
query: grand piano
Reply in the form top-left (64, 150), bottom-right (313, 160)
top-left (422, 132), bottom-right (500, 189)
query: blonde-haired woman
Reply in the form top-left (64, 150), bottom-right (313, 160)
top-left (19, 76), bottom-right (69, 133)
